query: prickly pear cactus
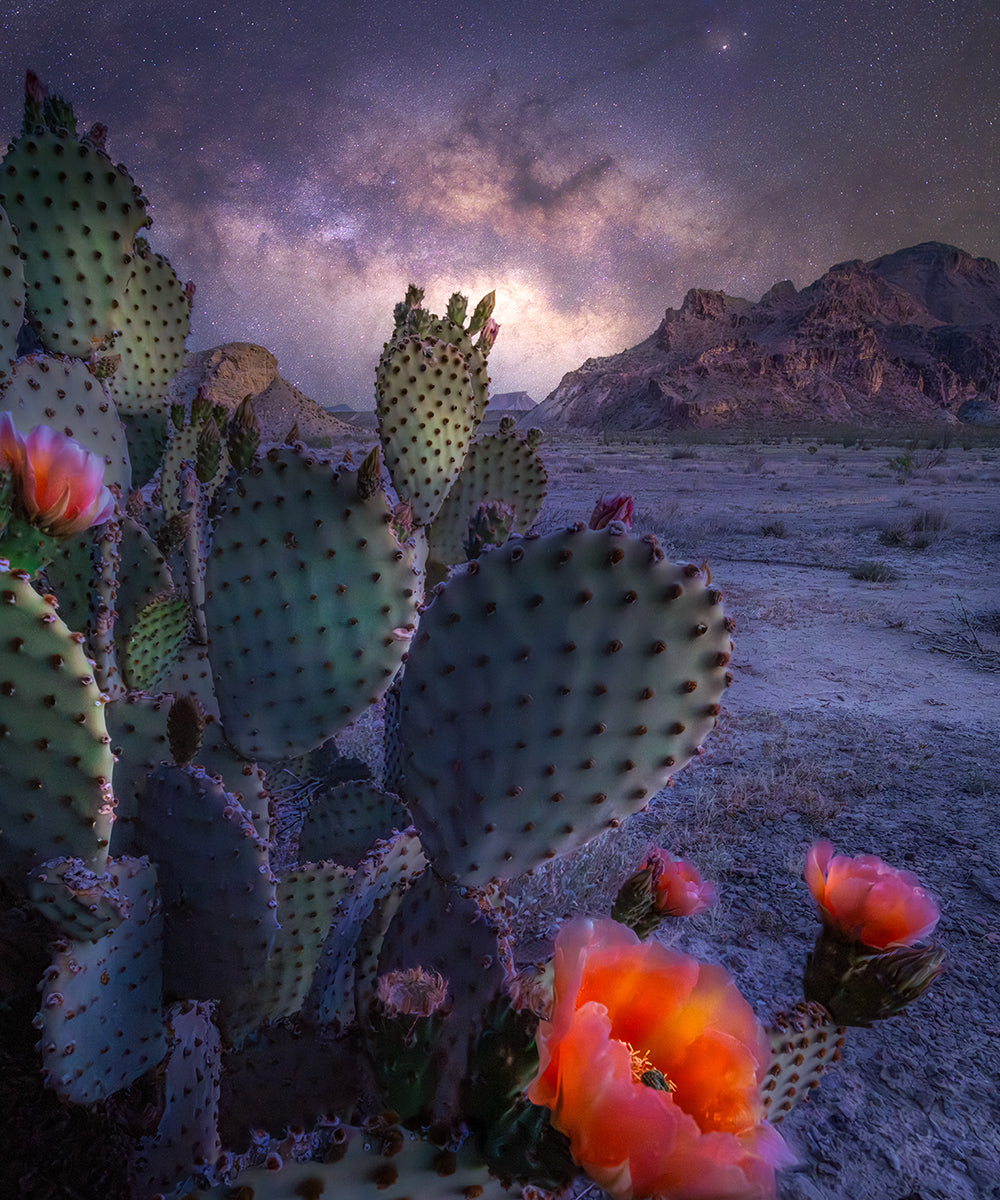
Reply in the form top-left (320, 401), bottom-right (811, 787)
top-left (204, 447), bottom-right (421, 759)
top-left (762, 1000), bottom-right (845, 1122)
top-left (1, 78), bottom-right (151, 356)
top-left (398, 525), bottom-right (734, 885)
top-left (0, 563), bottom-right (116, 886)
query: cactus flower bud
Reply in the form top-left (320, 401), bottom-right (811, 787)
top-left (589, 493), bottom-right (634, 531)
top-left (612, 848), bottom-right (716, 937)
top-left (476, 316), bottom-right (501, 355)
top-left (804, 841), bottom-right (939, 949)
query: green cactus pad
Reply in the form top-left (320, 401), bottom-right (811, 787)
top-left (375, 335), bottom-right (478, 527)
top-left (398, 526), bottom-right (734, 885)
top-left (194, 1116), bottom-right (519, 1200)
top-left (304, 827), bottom-right (427, 1031)
top-left (0, 202), bottom-right (25, 380)
top-left (34, 855), bottom-right (165, 1104)
top-left (100, 237), bottom-right (192, 413)
top-left (136, 763), bottom-right (279, 1004)
top-left (762, 1000), bottom-right (845, 1122)
top-left (426, 429), bottom-right (548, 567)
top-left (131, 1000), bottom-right (222, 1198)
top-left (204, 447), bottom-right (420, 759)
top-left (0, 564), bottom-right (115, 888)
top-left (121, 591), bottom-right (190, 691)
top-left (27, 854), bottom-right (130, 942)
top-left (0, 353), bottom-right (132, 498)
top-left (0, 124), bottom-right (150, 356)
top-left (219, 860), bottom-right (356, 1045)
top-left (298, 780), bottom-right (411, 868)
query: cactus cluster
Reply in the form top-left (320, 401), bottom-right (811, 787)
top-left (0, 73), bottom-right (944, 1200)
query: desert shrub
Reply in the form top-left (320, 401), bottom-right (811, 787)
top-left (760, 519), bottom-right (787, 538)
top-left (877, 523), bottom-right (909, 547)
top-left (670, 446), bottom-right (701, 460)
top-left (850, 560), bottom-right (900, 582)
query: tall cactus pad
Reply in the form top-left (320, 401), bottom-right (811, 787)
top-left (0, 564), bottom-right (115, 886)
top-left (136, 763), bottom-right (279, 1004)
top-left (101, 237), bottom-right (192, 412)
top-left (204, 448), bottom-right (420, 759)
top-left (398, 527), bottom-right (733, 885)
top-left (298, 780), bottom-right (411, 868)
top-left (131, 1001), bottom-right (222, 1198)
top-left (35, 856), bottom-right (165, 1104)
top-left (0, 203), bottom-right (25, 378)
top-left (426, 429), bottom-right (548, 567)
top-left (375, 335), bottom-right (477, 527)
top-left (0, 124), bottom-right (150, 355)
top-left (121, 592), bottom-right (190, 691)
top-left (0, 353), bottom-right (132, 498)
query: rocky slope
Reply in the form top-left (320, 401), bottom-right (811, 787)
top-left (533, 242), bottom-right (1000, 431)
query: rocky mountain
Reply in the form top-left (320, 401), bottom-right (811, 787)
top-left (491, 390), bottom-right (538, 411)
top-left (167, 343), bottom-right (354, 444)
top-left (533, 242), bottom-right (1000, 430)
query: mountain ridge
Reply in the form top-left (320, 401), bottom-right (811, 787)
top-left (531, 242), bottom-right (1000, 430)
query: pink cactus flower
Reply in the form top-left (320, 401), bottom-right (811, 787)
top-left (804, 841), bottom-right (940, 949)
top-left (644, 848), bottom-right (717, 917)
top-left (0, 413), bottom-right (115, 536)
top-left (527, 918), bottom-right (793, 1200)
top-left (589, 493), bottom-right (634, 530)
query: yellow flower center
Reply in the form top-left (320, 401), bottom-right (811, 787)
top-left (623, 1041), bottom-right (677, 1092)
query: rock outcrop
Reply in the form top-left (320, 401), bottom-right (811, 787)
top-left (166, 343), bottom-right (354, 445)
top-left (533, 243), bottom-right (1000, 430)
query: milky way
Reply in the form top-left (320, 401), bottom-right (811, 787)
top-left (2, 1), bottom-right (997, 406)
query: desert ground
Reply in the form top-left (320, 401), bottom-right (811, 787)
top-left (497, 427), bottom-right (1000, 1200)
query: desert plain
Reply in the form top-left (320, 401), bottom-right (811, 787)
top-left (495, 426), bottom-right (1000, 1200)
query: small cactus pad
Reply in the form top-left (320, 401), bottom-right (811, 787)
top-left (427, 428), bottom-right (547, 566)
top-left (27, 855), bottom-right (130, 942)
top-left (131, 1000), bottom-right (222, 1197)
top-left (100, 237), bottom-right (192, 412)
top-left (398, 527), bottom-right (733, 885)
top-left (375, 335), bottom-right (478, 527)
top-left (204, 448), bottom-right (420, 759)
top-left (762, 1000), bottom-right (845, 1122)
top-left (35, 856), bottom-right (165, 1104)
top-left (0, 202), bottom-right (25, 378)
top-left (121, 591), bottom-right (190, 691)
top-left (0, 564), bottom-right (115, 887)
top-left (1, 123), bottom-right (150, 356)
top-left (136, 763), bottom-right (279, 1004)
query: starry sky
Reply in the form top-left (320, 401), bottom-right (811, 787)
top-left (1, 1), bottom-right (997, 408)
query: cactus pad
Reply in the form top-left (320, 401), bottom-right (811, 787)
top-left (0, 123), bottom-right (150, 356)
top-left (762, 1000), bottom-right (845, 1122)
top-left (0, 202), bottom-right (25, 379)
top-left (375, 335), bottom-right (478, 527)
top-left (35, 855), bottom-right (165, 1103)
top-left (0, 563), bottom-right (115, 886)
top-left (398, 526), bottom-right (734, 885)
top-left (204, 447), bottom-right (420, 759)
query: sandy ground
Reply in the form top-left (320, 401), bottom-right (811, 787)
top-left (515, 433), bottom-right (1000, 1200)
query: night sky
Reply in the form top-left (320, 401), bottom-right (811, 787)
top-left (1, 2), bottom-right (997, 408)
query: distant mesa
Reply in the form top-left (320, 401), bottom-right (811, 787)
top-left (491, 390), bottom-right (538, 412)
top-left (167, 343), bottom-right (354, 444)
top-left (534, 242), bottom-right (1000, 430)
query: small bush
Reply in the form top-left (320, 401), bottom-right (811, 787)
top-left (877, 524), bottom-right (909, 547)
top-left (850, 560), bottom-right (900, 583)
top-left (670, 447), bottom-right (700, 460)
top-left (760, 519), bottom-right (787, 538)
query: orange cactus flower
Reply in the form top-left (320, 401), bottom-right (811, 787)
top-left (0, 413), bottom-right (114, 536)
top-left (527, 918), bottom-right (793, 1200)
top-left (804, 841), bottom-right (940, 949)
top-left (645, 848), bottom-right (717, 917)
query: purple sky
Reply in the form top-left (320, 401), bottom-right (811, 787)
top-left (2, 1), bottom-right (997, 407)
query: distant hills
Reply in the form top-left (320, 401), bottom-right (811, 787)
top-left (532, 242), bottom-right (1000, 430)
